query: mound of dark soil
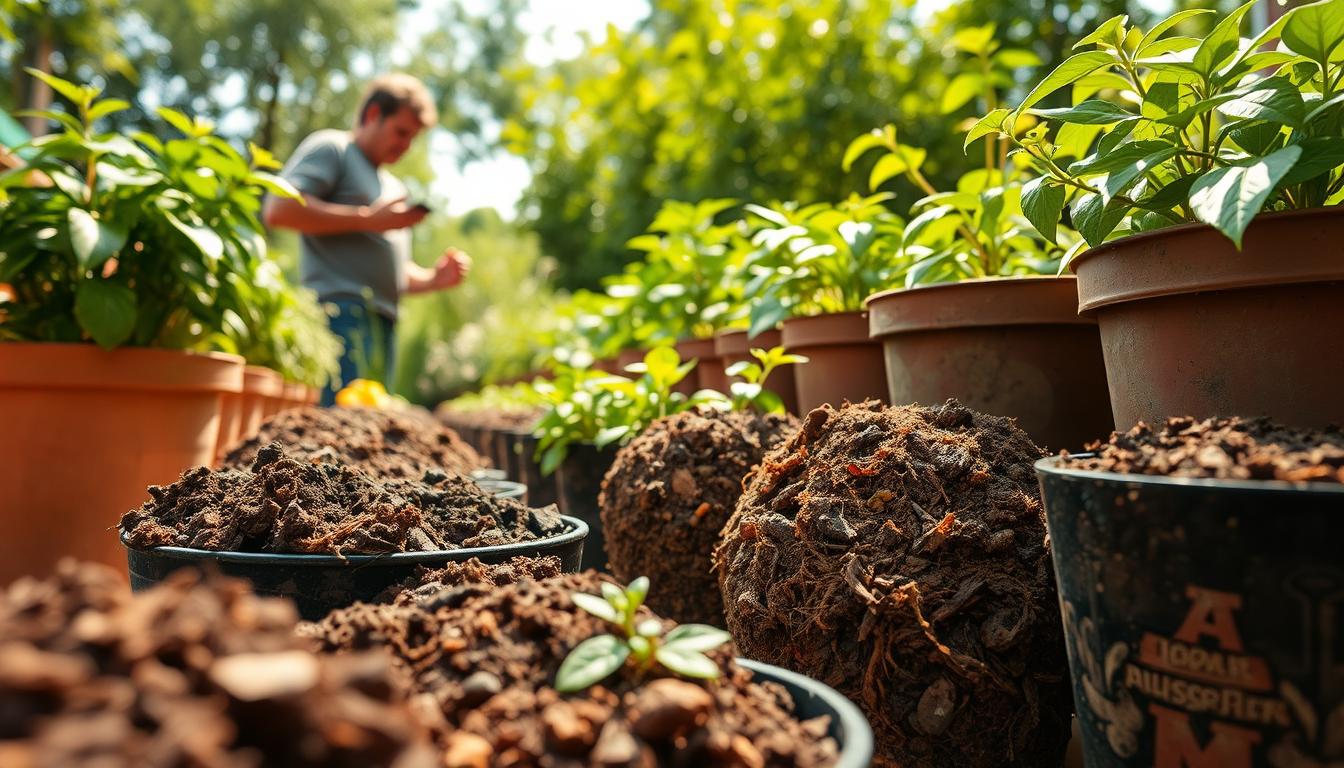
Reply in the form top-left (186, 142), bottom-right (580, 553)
top-left (372, 555), bottom-right (564, 606)
top-left (222, 406), bottom-right (484, 479)
top-left (308, 571), bottom-right (840, 767)
top-left (1063, 415), bottom-right (1344, 482)
top-left (714, 400), bottom-right (1071, 768)
top-left (600, 408), bottom-right (799, 625)
top-left (437, 407), bottom-right (542, 434)
top-left (0, 560), bottom-right (433, 767)
top-left (120, 444), bottom-right (565, 555)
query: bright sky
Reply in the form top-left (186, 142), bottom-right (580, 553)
top-left (413, 0), bottom-right (649, 218)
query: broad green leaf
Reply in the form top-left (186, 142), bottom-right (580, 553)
top-left (1071, 192), bottom-right (1130, 246)
top-left (1225, 121), bottom-right (1284, 155)
top-left (1031, 99), bottom-right (1135, 125)
top-left (1189, 145), bottom-right (1302, 247)
top-left (1021, 177), bottom-right (1066, 242)
top-left (1017, 51), bottom-right (1115, 112)
top-left (952, 24), bottom-right (996, 55)
top-left (1192, 1), bottom-right (1256, 76)
top-left (654, 645), bottom-right (720, 680)
top-left (842, 130), bottom-right (887, 172)
top-left (993, 48), bottom-right (1042, 68)
top-left (1281, 136), bottom-right (1344, 185)
top-left (600, 581), bottom-right (628, 608)
top-left (868, 147), bottom-right (925, 189)
top-left (743, 204), bottom-right (790, 227)
top-left (572, 592), bottom-right (619, 622)
top-left (68, 208), bottom-right (128, 271)
top-left (594, 425), bottom-right (631, 449)
top-left (74, 279), bottom-right (137, 349)
top-left (1306, 91), bottom-right (1344, 123)
top-left (1135, 174), bottom-right (1199, 212)
top-left (156, 107), bottom-right (197, 137)
top-left (87, 99), bottom-right (131, 123)
top-left (1074, 15), bottom-right (1128, 50)
top-left (1282, 0), bottom-right (1344, 64)
top-left (1216, 78), bottom-right (1306, 128)
top-left (662, 624), bottom-right (732, 653)
top-left (1102, 148), bottom-right (1179, 204)
top-left (1138, 9), bottom-right (1217, 54)
top-left (941, 73), bottom-right (984, 114)
top-left (248, 171), bottom-right (301, 200)
top-left (1054, 122), bottom-right (1107, 159)
top-left (555, 635), bottom-right (629, 692)
top-left (165, 212), bottom-right (224, 262)
top-left (15, 108), bottom-right (81, 134)
top-left (626, 577), bottom-right (650, 611)
top-left (964, 108), bottom-right (1010, 151)
top-left (24, 68), bottom-right (86, 105)
top-left (1068, 140), bottom-right (1171, 176)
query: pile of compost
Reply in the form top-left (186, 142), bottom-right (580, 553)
top-left (600, 408), bottom-right (799, 625)
top-left (0, 561), bottom-right (433, 767)
top-left (714, 400), bottom-right (1072, 767)
top-left (372, 555), bottom-right (564, 606)
top-left (120, 444), bottom-right (565, 555)
top-left (308, 571), bottom-right (840, 767)
top-left (222, 406), bottom-right (485, 479)
top-left (1062, 415), bottom-right (1344, 482)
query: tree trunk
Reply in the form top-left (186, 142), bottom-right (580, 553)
top-left (257, 47), bottom-right (286, 150)
top-left (23, 28), bottom-right (55, 137)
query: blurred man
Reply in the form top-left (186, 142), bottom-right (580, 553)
top-left (263, 73), bottom-right (471, 404)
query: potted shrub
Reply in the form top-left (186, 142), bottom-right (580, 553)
top-left (852, 26), bottom-right (1113, 452)
top-left (978, 1), bottom-right (1344, 430)
top-left (0, 73), bottom-right (293, 580)
top-left (746, 194), bottom-right (903, 411)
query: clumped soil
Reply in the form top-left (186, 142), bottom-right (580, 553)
top-left (222, 406), bottom-right (485, 479)
top-left (600, 408), bottom-right (799, 625)
top-left (437, 407), bottom-right (543, 434)
top-left (120, 444), bottom-right (565, 555)
top-left (0, 561), bottom-right (434, 767)
top-left (1063, 415), bottom-right (1344, 482)
top-left (372, 555), bottom-right (564, 606)
top-left (714, 400), bottom-right (1072, 768)
top-left (308, 571), bottom-right (841, 767)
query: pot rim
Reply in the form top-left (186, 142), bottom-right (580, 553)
top-left (0, 342), bottom-right (244, 393)
top-left (866, 274), bottom-right (1074, 304)
top-left (736, 658), bottom-right (874, 768)
top-left (781, 310), bottom-right (872, 349)
top-left (866, 275), bottom-right (1091, 336)
top-left (1035, 454), bottom-right (1344, 495)
top-left (118, 514), bottom-right (590, 566)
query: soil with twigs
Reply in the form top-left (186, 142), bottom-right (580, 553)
top-left (222, 405), bottom-right (485, 479)
top-left (120, 443), bottom-right (565, 555)
top-left (0, 560), bottom-right (434, 767)
top-left (372, 555), bottom-right (564, 606)
top-left (1062, 415), bottom-right (1344, 482)
top-left (714, 400), bottom-right (1072, 768)
top-left (307, 571), bottom-right (841, 767)
top-left (600, 408), bottom-right (799, 625)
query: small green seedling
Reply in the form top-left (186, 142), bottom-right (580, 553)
top-left (725, 345), bottom-right (808, 414)
top-left (555, 577), bottom-right (731, 693)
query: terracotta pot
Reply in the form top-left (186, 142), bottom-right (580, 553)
top-left (303, 384), bottom-right (320, 406)
top-left (1074, 208), bottom-right (1344, 430)
top-left (215, 390), bottom-right (244, 466)
top-left (715, 328), bottom-right (800, 415)
top-left (781, 311), bottom-right (887, 413)
top-left (675, 337), bottom-right (728, 394)
top-left (616, 348), bottom-right (645, 374)
top-left (0, 344), bottom-right (242, 582)
top-left (282, 380), bottom-right (306, 411)
top-left (240, 366), bottom-right (283, 442)
top-left (867, 277), bottom-right (1112, 452)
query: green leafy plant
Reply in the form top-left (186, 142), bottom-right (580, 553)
top-left (555, 576), bottom-right (732, 692)
top-left (0, 70), bottom-right (302, 350)
top-left (725, 345), bottom-right (807, 414)
top-left (976, 0), bottom-right (1344, 248)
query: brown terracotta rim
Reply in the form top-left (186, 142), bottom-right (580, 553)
top-left (243, 365), bottom-right (286, 398)
top-left (715, 327), bottom-right (782, 357)
top-left (675, 337), bottom-right (719, 358)
top-left (0, 343), bottom-right (244, 393)
top-left (1072, 207), bottom-right (1344, 314)
top-left (781, 311), bottom-right (873, 349)
top-left (867, 276), bottom-right (1092, 337)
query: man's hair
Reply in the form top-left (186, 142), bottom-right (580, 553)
top-left (355, 73), bottom-right (438, 127)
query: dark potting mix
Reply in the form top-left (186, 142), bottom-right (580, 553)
top-left (373, 555), bottom-right (564, 606)
top-left (0, 561), bottom-right (435, 767)
top-left (222, 405), bottom-right (485, 480)
top-left (307, 570), bottom-right (840, 767)
top-left (1062, 415), bottom-right (1344, 482)
top-left (120, 443), bottom-right (564, 555)
top-left (714, 400), bottom-right (1072, 767)
top-left (600, 408), bottom-right (799, 625)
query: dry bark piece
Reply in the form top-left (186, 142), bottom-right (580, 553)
top-left (0, 560), bottom-right (434, 767)
top-left (309, 571), bottom-right (840, 767)
top-left (1062, 415), bottom-right (1344, 482)
top-left (714, 400), bottom-right (1073, 768)
top-left (119, 443), bottom-right (564, 555)
top-left (223, 405), bottom-right (485, 479)
top-left (600, 409), bottom-right (799, 625)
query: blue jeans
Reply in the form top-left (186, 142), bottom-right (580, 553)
top-left (321, 297), bottom-right (397, 406)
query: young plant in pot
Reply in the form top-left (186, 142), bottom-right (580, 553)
top-left (745, 193), bottom-right (903, 412)
top-left (977, 0), bottom-right (1344, 430)
top-left (0, 73), bottom-right (295, 580)
top-left (599, 346), bottom-right (804, 626)
top-left (847, 25), bottom-right (1113, 452)
top-left (533, 348), bottom-right (724, 571)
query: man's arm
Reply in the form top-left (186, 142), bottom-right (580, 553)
top-left (405, 248), bottom-right (471, 294)
top-left (262, 194), bottom-right (426, 236)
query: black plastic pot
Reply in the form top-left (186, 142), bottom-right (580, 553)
top-left (737, 658), bottom-right (873, 767)
top-left (555, 442), bottom-right (617, 572)
top-left (123, 515), bottom-right (588, 621)
top-left (514, 433), bottom-right (559, 509)
top-left (1037, 456), bottom-right (1344, 767)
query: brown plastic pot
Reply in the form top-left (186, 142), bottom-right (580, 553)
top-left (781, 311), bottom-right (887, 412)
top-left (867, 277), bottom-right (1112, 452)
top-left (240, 366), bottom-right (283, 442)
top-left (675, 337), bottom-right (728, 394)
top-left (0, 344), bottom-right (243, 583)
top-left (1074, 208), bottom-right (1344, 430)
top-left (715, 328), bottom-right (800, 414)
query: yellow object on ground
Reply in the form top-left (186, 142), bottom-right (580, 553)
top-left (335, 378), bottom-right (395, 408)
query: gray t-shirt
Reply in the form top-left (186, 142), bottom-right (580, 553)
top-left (278, 129), bottom-right (410, 319)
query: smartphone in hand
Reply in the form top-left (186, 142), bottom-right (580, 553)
top-left (411, 201), bottom-right (432, 214)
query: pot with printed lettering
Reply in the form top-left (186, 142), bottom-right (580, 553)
top-left (1036, 415), bottom-right (1344, 768)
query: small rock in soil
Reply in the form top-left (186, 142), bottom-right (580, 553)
top-left (120, 443), bottom-right (564, 555)
top-left (600, 408), bottom-right (798, 625)
top-left (0, 560), bottom-right (434, 766)
top-left (222, 405), bottom-right (485, 479)
top-left (714, 400), bottom-right (1073, 768)
top-left (1063, 415), bottom-right (1344, 482)
top-left (308, 571), bottom-right (840, 767)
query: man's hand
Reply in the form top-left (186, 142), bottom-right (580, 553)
top-left (360, 196), bottom-right (429, 232)
top-left (430, 248), bottom-right (471, 290)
